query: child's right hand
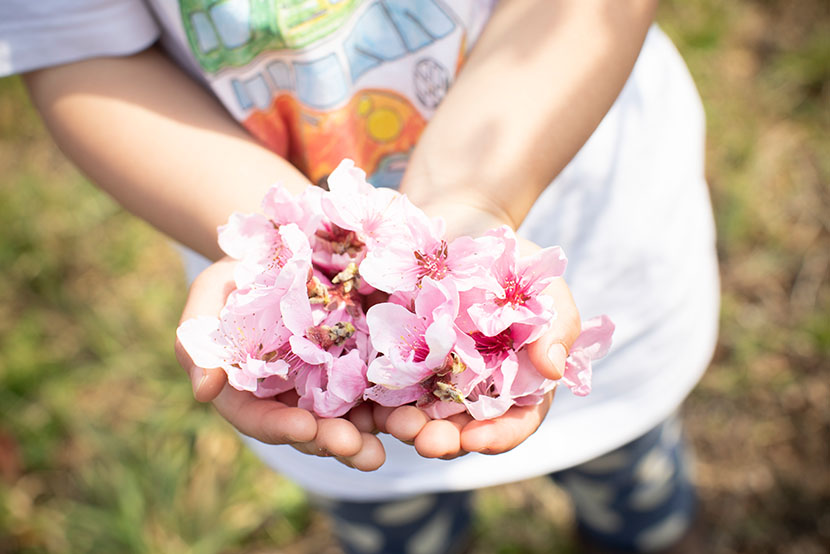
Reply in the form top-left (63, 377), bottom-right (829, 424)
top-left (174, 257), bottom-right (386, 471)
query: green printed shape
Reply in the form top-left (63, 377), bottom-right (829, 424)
top-left (180, 0), bottom-right (361, 74)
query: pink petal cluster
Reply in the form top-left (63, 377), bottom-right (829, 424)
top-left (177, 159), bottom-right (614, 420)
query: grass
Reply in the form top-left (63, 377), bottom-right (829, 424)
top-left (1, 1), bottom-right (828, 552)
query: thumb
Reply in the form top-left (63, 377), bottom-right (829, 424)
top-left (175, 257), bottom-right (237, 402)
top-left (525, 277), bottom-right (581, 380)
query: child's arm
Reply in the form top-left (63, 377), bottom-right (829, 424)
top-left (24, 48), bottom-right (385, 470)
top-left (23, 46), bottom-right (311, 261)
top-left (402, 0), bottom-right (658, 226)
top-left (381, 0), bottom-right (658, 458)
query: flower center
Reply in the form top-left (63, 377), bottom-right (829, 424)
top-left (399, 326), bottom-right (430, 363)
top-left (306, 321), bottom-right (356, 349)
top-left (496, 276), bottom-right (531, 307)
top-left (470, 329), bottom-right (514, 363)
top-left (414, 240), bottom-right (449, 281)
top-left (315, 224), bottom-right (365, 256)
top-left (263, 342), bottom-right (305, 372)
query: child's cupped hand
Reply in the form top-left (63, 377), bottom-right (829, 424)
top-left (174, 198), bottom-right (582, 468)
top-left (174, 257), bottom-right (386, 472)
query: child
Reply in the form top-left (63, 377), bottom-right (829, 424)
top-left (1, 0), bottom-right (719, 551)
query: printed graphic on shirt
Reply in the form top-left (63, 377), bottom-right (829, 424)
top-left (178, 0), bottom-right (489, 187)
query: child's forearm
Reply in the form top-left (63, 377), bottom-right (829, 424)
top-left (400, 0), bottom-right (658, 228)
top-left (24, 46), bottom-right (312, 260)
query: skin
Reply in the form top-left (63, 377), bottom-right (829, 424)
top-left (24, 0), bottom-right (657, 470)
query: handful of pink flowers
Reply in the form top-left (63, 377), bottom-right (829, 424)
top-left (177, 160), bottom-right (614, 420)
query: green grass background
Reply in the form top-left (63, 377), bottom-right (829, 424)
top-left (1, 1), bottom-right (828, 552)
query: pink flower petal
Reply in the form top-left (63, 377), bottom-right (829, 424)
top-left (363, 383), bottom-right (426, 407)
top-left (327, 349), bottom-right (368, 401)
top-left (176, 317), bottom-right (227, 370)
top-left (423, 313), bottom-right (456, 368)
top-left (366, 303), bottom-right (421, 357)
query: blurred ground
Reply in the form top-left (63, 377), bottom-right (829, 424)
top-left (0, 0), bottom-right (828, 552)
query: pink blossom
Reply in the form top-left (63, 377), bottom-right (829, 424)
top-left (467, 226), bottom-right (567, 337)
top-left (462, 353), bottom-right (521, 420)
top-left (561, 315), bottom-right (615, 396)
top-left (280, 269), bottom-right (360, 368)
top-left (311, 220), bottom-right (368, 275)
top-left (367, 279), bottom-right (470, 387)
top-left (360, 202), bottom-right (501, 294)
top-left (261, 184), bottom-right (323, 237)
top-left (176, 289), bottom-right (295, 398)
top-left (218, 216), bottom-right (312, 289)
top-left (363, 383), bottom-right (427, 407)
top-left (366, 279), bottom-right (486, 413)
top-left (296, 349), bottom-right (368, 418)
top-left (321, 159), bottom-right (409, 249)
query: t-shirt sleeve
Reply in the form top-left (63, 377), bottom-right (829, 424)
top-left (0, 0), bottom-right (160, 76)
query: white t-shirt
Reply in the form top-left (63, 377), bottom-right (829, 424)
top-left (2, 0), bottom-right (719, 501)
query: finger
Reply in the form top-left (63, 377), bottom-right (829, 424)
top-left (460, 392), bottom-right (554, 454)
top-left (372, 405), bottom-right (397, 434)
top-left (414, 419), bottom-right (463, 458)
top-left (447, 412), bottom-right (474, 428)
top-left (526, 277), bottom-right (581, 379)
top-left (337, 433), bottom-right (386, 471)
top-left (386, 406), bottom-right (431, 443)
top-left (315, 418), bottom-right (364, 458)
top-left (212, 385), bottom-right (317, 444)
top-left (176, 258), bottom-right (237, 401)
top-left (175, 340), bottom-right (227, 402)
top-left (439, 450), bottom-right (468, 461)
top-left (180, 257), bottom-right (237, 323)
top-left (348, 403), bottom-right (377, 433)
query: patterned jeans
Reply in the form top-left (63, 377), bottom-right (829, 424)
top-left (320, 414), bottom-right (695, 554)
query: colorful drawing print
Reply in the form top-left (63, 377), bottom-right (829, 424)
top-left (185, 0), bottom-right (465, 187)
top-left (243, 90), bottom-right (426, 187)
top-left (180, 0), bottom-right (362, 73)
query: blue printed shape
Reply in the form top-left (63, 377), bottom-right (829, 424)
top-left (244, 74), bottom-right (271, 110)
top-left (267, 61), bottom-right (293, 90)
top-left (369, 152), bottom-right (410, 189)
top-left (383, 0), bottom-right (455, 50)
top-left (190, 11), bottom-right (219, 53)
top-left (232, 78), bottom-right (253, 111)
top-left (294, 54), bottom-right (349, 109)
top-left (210, 0), bottom-right (251, 49)
top-left (344, 3), bottom-right (407, 81)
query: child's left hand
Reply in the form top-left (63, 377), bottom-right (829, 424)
top-left (175, 257), bottom-right (386, 472)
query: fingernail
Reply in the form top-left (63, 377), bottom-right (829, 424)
top-left (547, 343), bottom-right (567, 380)
top-left (190, 368), bottom-right (207, 396)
